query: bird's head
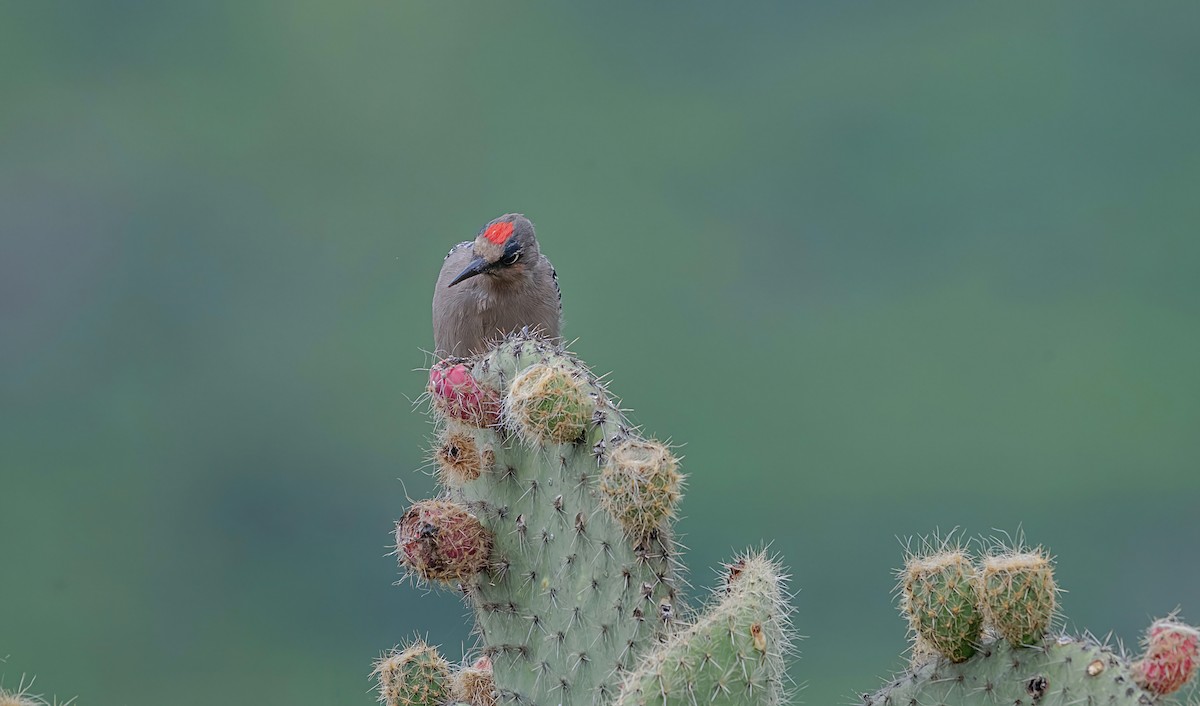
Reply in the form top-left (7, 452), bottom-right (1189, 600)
top-left (448, 213), bottom-right (540, 288)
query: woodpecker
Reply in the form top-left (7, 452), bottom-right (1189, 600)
top-left (433, 213), bottom-right (562, 358)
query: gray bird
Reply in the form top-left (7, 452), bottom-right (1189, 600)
top-left (433, 213), bottom-right (562, 358)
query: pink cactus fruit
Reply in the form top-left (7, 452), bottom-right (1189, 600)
top-left (1134, 618), bottom-right (1199, 695)
top-left (396, 500), bottom-right (492, 582)
top-left (428, 360), bottom-right (500, 427)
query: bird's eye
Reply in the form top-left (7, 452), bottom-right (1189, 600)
top-left (503, 252), bottom-right (520, 266)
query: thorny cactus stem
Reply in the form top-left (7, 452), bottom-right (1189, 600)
top-left (383, 332), bottom-right (797, 706)
top-left (614, 552), bottom-right (794, 706)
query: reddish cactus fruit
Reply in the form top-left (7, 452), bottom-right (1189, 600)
top-left (429, 360), bottom-right (500, 427)
top-left (1133, 618), bottom-right (1199, 695)
top-left (396, 500), bottom-right (492, 582)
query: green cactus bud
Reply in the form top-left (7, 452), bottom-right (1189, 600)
top-left (373, 640), bottom-right (453, 706)
top-left (598, 438), bottom-right (683, 536)
top-left (901, 549), bottom-right (983, 663)
top-left (979, 550), bottom-right (1056, 646)
top-left (396, 500), bottom-right (492, 582)
top-left (504, 362), bottom-right (593, 444)
top-left (615, 551), bottom-right (794, 706)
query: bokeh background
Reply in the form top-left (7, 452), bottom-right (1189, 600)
top-left (3, 3), bottom-right (1198, 705)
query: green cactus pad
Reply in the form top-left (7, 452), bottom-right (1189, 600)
top-left (900, 550), bottom-right (983, 663)
top-left (865, 636), bottom-right (1152, 706)
top-left (373, 640), bottom-right (453, 706)
top-left (435, 334), bottom-right (682, 706)
top-left (979, 550), bottom-right (1057, 646)
top-left (614, 552), bottom-right (793, 706)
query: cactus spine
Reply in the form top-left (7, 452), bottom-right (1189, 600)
top-left (382, 332), bottom-right (795, 706)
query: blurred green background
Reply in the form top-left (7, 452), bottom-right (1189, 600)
top-left (2, 3), bottom-right (1198, 705)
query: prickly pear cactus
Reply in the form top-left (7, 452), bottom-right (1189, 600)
top-left (381, 332), bottom-right (795, 706)
top-left (863, 537), bottom-right (1198, 706)
top-left (614, 552), bottom-right (793, 706)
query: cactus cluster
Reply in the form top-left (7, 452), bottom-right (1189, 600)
top-left (387, 333), bottom-right (1195, 706)
top-left (863, 535), bottom-right (1197, 706)
top-left (898, 539), bottom-right (1058, 664)
top-left (379, 332), bottom-right (794, 706)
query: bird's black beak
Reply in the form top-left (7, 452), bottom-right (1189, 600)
top-left (448, 256), bottom-right (489, 287)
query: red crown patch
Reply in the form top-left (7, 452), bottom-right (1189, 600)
top-left (482, 221), bottom-right (515, 245)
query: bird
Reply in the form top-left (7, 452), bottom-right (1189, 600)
top-left (433, 213), bottom-right (562, 358)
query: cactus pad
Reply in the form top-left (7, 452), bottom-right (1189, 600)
top-left (386, 333), bottom-right (798, 706)
top-left (614, 552), bottom-right (793, 706)
top-left (866, 637), bottom-right (1148, 706)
